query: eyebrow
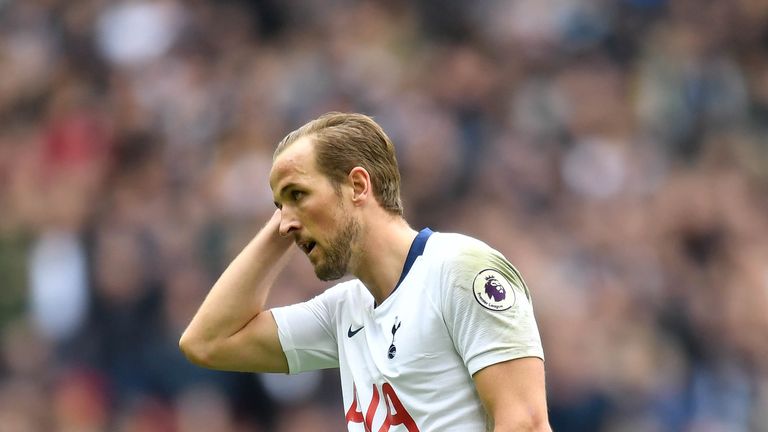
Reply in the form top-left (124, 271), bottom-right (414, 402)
top-left (273, 182), bottom-right (298, 209)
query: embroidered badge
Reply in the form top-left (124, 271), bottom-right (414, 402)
top-left (388, 317), bottom-right (401, 359)
top-left (472, 269), bottom-right (516, 311)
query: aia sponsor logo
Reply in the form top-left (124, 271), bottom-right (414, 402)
top-left (346, 382), bottom-right (419, 431)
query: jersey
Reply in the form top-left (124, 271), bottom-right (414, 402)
top-left (271, 229), bottom-right (544, 431)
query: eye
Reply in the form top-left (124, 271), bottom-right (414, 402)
top-left (290, 190), bottom-right (305, 202)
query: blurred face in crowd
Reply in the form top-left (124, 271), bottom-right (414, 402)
top-left (270, 136), bottom-right (360, 281)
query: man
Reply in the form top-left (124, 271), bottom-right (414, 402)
top-left (179, 112), bottom-right (550, 431)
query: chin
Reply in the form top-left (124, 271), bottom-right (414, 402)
top-left (314, 265), bottom-right (346, 281)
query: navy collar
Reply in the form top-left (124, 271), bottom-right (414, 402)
top-left (373, 228), bottom-right (433, 308)
top-left (395, 228), bottom-right (433, 290)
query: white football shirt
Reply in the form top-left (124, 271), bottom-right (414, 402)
top-left (271, 229), bottom-right (544, 431)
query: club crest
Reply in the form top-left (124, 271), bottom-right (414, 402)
top-left (388, 317), bottom-right (401, 359)
top-left (472, 269), bottom-right (515, 311)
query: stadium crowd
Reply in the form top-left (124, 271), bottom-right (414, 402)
top-left (1, 0), bottom-right (768, 430)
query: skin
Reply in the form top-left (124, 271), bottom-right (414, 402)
top-left (180, 135), bottom-right (551, 431)
top-left (269, 140), bottom-right (362, 282)
top-left (474, 357), bottom-right (551, 432)
top-left (269, 136), bottom-right (418, 303)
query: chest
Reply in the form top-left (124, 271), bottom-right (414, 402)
top-left (338, 272), bottom-right (462, 385)
top-left (333, 255), bottom-right (487, 430)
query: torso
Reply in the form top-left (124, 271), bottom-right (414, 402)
top-left (335, 260), bottom-right (487, 431)
top-left (272, 230), bottom-right (543, 432)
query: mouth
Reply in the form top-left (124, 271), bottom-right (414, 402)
top-left (298, 240), bottom-right (317, 256)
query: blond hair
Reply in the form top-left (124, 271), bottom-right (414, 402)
top-left (275, 112), bottom-right (403, 216)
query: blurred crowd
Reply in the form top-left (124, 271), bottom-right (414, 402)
top-left (1, 0), bottom-right (768, 431)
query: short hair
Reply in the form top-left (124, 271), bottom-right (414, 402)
top-left (274, 112), bottom-right (404, 216)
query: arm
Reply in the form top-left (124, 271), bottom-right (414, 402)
top-left (179, 210), bottom-right (294, 373)
top-left (441, 241), bottom-right (549, 431)
top-left (474, 357), bottom-right (551, 432)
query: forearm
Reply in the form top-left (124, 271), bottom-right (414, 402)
top-left (181, 211), bottom-right (292, 347)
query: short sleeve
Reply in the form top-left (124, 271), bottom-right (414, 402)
top-left (271, 287), bottom-right (341, 374)
top-left (442, 244), bottom-right (544, 376)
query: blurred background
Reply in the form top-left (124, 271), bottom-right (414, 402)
top-left (1, 0), bottom-right (768, 431)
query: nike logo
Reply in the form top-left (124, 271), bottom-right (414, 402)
top-left (347, 325), bottom-right (364, 338)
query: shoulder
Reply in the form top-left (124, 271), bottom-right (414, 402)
top-left (425, 232), bottom-right (504, 271)
top-left (426, 231), bottom-right (530, 302)
top-left (316, 278), bottom-right (372, 307)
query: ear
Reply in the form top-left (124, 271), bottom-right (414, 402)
top-left (348, 167), bottom-right (371, 206)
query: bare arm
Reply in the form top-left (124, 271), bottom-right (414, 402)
top-left (179, 210), bottom-right (294, 373)
top-left (474, 357), bottom-right (551, 432)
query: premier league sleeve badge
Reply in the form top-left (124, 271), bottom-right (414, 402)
top-left (472, 269), bottom-right (516, 311)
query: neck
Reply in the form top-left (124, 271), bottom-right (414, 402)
top-left (350, 211), bottom-right (418, 305)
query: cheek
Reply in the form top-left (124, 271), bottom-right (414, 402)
top-left (301, 203), bottom-right (340, 232)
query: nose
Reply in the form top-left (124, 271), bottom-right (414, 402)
top-left (278, 207), bottom-right (301, 237)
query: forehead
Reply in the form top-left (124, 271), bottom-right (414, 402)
top-left (269, 136), bottom-right (318, 190)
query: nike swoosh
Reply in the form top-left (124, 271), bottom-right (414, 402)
top-left (347, 325), bottom-right (364, 338)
